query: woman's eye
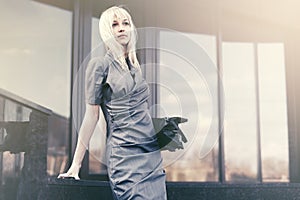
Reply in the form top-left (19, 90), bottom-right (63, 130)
top-left (123, 22), bottom-right (130, 26)
top-left (112, 23), bottom-right (118, 27)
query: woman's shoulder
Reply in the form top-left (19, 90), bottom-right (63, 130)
top-left (86, 53), bottom-right (112, 75)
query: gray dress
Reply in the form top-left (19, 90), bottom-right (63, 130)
top-left (85, 51), bottom-right (167, 200)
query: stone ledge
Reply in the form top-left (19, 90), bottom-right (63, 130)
top-left (38, 178), bottom-right (300, 200)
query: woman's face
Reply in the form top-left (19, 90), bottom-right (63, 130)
top-left (112, 16), bottom-right (131, 47)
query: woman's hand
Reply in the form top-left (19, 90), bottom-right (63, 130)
top-left (57, 163), bottom-right (81, 180)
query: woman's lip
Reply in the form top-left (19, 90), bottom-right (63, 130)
top-left (118, 34), bottom-right (127, 37)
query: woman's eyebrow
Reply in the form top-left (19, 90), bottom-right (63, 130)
top-left (112, 18), bottom-right (128, 22)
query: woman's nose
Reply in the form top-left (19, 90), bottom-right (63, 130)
top-left (118, 25), bottom-right (125, 32)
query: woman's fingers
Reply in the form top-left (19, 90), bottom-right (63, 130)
top-left (57, 172), bottom-right (80, 180)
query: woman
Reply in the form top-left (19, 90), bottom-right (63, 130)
top-left (58, 6), bottom-right (167, 200)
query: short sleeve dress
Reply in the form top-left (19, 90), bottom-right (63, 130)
top-left (85, 51), bottom-right (167, 200)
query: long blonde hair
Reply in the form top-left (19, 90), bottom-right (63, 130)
top-left (99, 6), bottom-right (140, 70)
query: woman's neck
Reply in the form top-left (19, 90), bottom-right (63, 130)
top-left (123, 45), bottom-right (128, 57)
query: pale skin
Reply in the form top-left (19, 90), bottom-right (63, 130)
top-left (58, 16), bottom-right (131, 180)
top-left (113, 17), bottom-right (131, 49)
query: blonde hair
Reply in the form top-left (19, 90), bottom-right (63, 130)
top-left (99, 6), bottom-right (140, 70)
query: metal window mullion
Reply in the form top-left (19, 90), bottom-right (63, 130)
top-left (217, 30), bottom-right (225, 183)
top-left (143, 28), bottom-right (159, 116)
top-left (154, 29), bottom-right (160, 118)
top-left (254, 43), bottom-right (263, 183)
top-left (285, 40), bottom-right (299, 182)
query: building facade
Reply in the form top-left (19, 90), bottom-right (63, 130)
top-left (1, 0), bottom-right (300, 199)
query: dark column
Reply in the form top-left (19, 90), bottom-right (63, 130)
top-left (17, 111), bottom-right (48, 200)
top-left (285, 33), bottom-right (300, 182)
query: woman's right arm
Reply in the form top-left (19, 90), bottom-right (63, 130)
top-left (57, 104), bottom-right (99, 179)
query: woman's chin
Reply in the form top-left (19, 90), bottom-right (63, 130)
top-left (117, 39), bottom-right (129, 46)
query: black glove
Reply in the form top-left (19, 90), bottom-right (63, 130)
top-left (152, 117), bottom-right (188, 152)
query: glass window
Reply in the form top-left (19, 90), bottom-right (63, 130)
top-left (258, 43), bottom-right (289, 182)
top-left (222, 42), bottom-right (258, 182)
top-left (0, 0), bottom-right (72, 176)
top-left (159, 31), bottom-right (219, 181)
top-left (0, 0), bottom-right (72, 117)
top-left (222, 42), bottom-right (289, 182)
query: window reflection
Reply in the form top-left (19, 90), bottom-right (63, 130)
top-left (0, 0), bottom-right (72, 117)
top-left (258, 43), bottom-right (289, 182)
top-left (0, 0), bottom-right (72, 177)
top-left (159, 31), bottom-right (219, 181)
top-left (222, 42), bottom-right (289, 182)
top-left (223, 42), bottom-right (258, 182)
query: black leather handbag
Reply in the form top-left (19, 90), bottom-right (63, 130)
top-left (152, 117), bottom-right (188, 152)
